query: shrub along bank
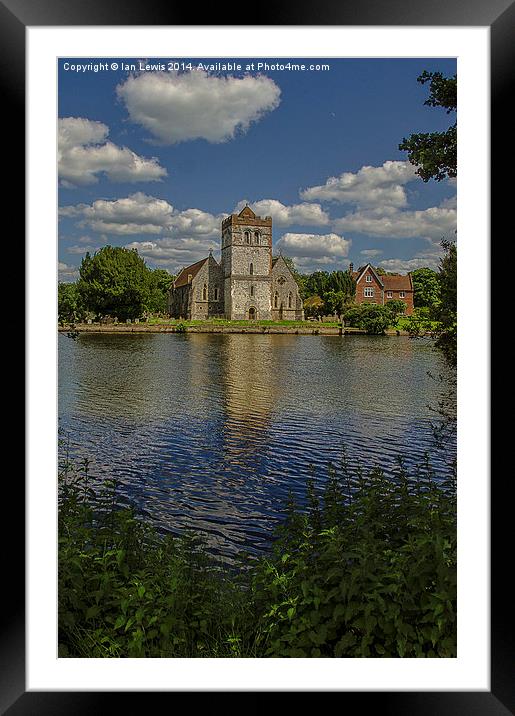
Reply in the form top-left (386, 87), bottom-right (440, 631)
top-left (58, 451), bottom-right (456, 658)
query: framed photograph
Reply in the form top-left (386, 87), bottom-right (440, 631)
top-left (7, 0), bottom-right (503, 711)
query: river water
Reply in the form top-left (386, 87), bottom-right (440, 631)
top-left (58, 332), bottom-right (456, 559)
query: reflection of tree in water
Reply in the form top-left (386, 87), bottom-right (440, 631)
top-left (66, 333), bottom-right (197, 421)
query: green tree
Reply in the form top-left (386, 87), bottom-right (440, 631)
top-left (432, 240), bottom-right (457, 365)
top-left (323, 290), bottom-right (348, 317)
top-left (407, 240), bottom-right (457, 366)
top-left (343, 304), bottom-right (392, 334)
top-left (410, 267), bottom-right (441, 308)
top-left (146, 268), bottom-right (174, 314)
top-left (77, 246), bottom-right (156, 321)
top-left (58, 282), bottom-right (84, 324)
top-left (326, 270), bottom-right (356, 301)
top-left (303, 271), bottom-right (330, 300)
top-left (385, 299), bottom-right (407, 321)
top-left (399, 71), bottom-right (457, 182)
top-left (303, 295), bottom-right (324, 318)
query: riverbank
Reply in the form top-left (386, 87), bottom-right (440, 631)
top-left (58, 322), bottom-right (410, 336)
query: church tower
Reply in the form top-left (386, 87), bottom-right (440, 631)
top-left (220, 206), bottom-right (273, 320)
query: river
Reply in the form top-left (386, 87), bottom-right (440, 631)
top-left (58, 332), bottom-right (456, 559)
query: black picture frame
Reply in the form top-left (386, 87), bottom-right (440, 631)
top-left (8, 0), bottom-right (504, 713)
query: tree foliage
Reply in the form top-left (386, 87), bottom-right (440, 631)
top-left (342, 304), bottom-right (393, 334)
top-left (399, 71), bottom-right (457, 182)
top-left (301, 270), bottom-right (356, 309)
top-left (407, 240), bottom-right (457, 366)
top-left (324, 291), bottom-right (349, 317)
top-left (411, 267), bottom-right (441, 308)
top-left (76, 246), bottom-right (173, 321)
top-left (58, 282), bottom-right (85, 324)
top-left (431, 240), bottom-right (457, 364)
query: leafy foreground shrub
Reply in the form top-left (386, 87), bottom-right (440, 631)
top-left (58, 453), bottom-right (456, 658)
top-left (343, 303), bottom-right (397, 334)
top-left (58, 459), bottom-right (258, 657)
top-left (254, 456), bottom-right (456, 657)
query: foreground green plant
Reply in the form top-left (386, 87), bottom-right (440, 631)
top-left (58, 450), bottom-right (456, 658)
top-left (254, 454), bottom-right (456, 657)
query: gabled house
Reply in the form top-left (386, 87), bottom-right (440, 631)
top-left (349, 263), bottom-right (414, 315)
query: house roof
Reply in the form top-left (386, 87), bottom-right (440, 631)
top-left (351, 264), bottom-right (413, 291)
top-left (353, 264), bottom-right (384, 285)
top-left (173, 257), bottom-right (208, 288)
top-left (382, 274), bottom-right (413, 291)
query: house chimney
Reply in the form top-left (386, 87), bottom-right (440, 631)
top-left (349, 262), bottom-right (354, 274)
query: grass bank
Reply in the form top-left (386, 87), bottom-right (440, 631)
top-left (59, 452), bottom-right (456, 658)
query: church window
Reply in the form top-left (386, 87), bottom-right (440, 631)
top-left (274, 292), bottom-right (279, 308)
top-left (288, 292), bottom-right (292, 309)
top-left (244, 231), bottom-right (250, 244)
top-left (249, 263), bottom-right (254, 275)
top-left (250, 285), bottom-right (254, 297)
top-left (214, 287), bottom-right (219, 300)
top-left (202, 284), bottom-right (207, 301)
top-left (254, 231), bottom-right (260, 244)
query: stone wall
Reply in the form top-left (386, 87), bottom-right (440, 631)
top-left (221, 212), bottom-right (273, 320)
top-left (271, 256), bottom-right (304, 320)
top-left (190, 256), bottom-right (224, 319)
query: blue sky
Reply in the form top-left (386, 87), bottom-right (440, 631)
top-left (58, 57), bottom-right (457, 280)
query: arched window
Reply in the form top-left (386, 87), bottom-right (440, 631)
top-left (214, 287), bottom-right (219, 301)
top-left (244, 231), bottom-right (250, 244)
top-left (274, 292), bottom-right (279, 309)
top-left (288, 292), bottom-right (292, 309)
top-left (254, 231), bottom-right (260, 245)
top-left (249, 263), bottom-right (254, 275)
top-left (202, 284), bottom-right (207, 301)
top-left (250, 285), bottom-right (254, 297)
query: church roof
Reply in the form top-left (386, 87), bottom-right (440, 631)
top-left (173, 257), bottom-right (208, 288)
top-left (238, 205), bottom-right (256, 219)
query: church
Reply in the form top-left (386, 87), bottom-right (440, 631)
top-left (168, 206), bottom-right (304, 321)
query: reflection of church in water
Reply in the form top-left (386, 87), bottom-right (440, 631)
top-left (168, 206), bottom-right (304, 321)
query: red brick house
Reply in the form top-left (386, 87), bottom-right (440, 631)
top-left (349, 263), bottom-right (414, 315)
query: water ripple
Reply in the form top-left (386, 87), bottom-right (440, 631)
top-left (59, 333), bottom-right (456, 559)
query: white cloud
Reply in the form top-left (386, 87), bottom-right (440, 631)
top-left (58, 262), bottom-right (79, 282)
top-left (360, 249), bottom-right (383, 257)
top-left (60, 193), bottom-right (224, 237)
top-left (300, 160), bottom-right (419, 208)
top-left (124, 237), bottom-right (219, 271)
top-left (235, 199), bottom-right (330, 227)
top-left (66, 243), bottom-right (106, 255)
top-left (58, 117), bottom-right (167, 187)
top-left (378, 252), bottom-right (443, 273)
top-left (276, 232), bottom-right (351, 260)
top-left (439, 195), bottom-right (457, 210)
top-left (333, 205), bottom-right (456, 242)
top-left (60, 194), bottom-right (224, 269)
top-left (116, 71), bottom-right (281, 144)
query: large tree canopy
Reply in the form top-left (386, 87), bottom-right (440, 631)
top-left (77, 246), bottom-right (172, 320)
top-left (410, 267), bottom-right (441, 308)
top-left (432, 240), bottom-right (457, 365)
top-left (399, 71), bottom-right (457, 182)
